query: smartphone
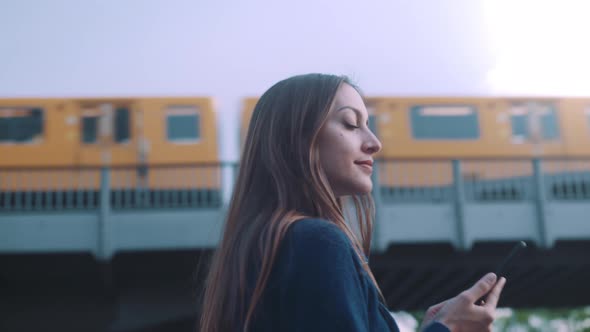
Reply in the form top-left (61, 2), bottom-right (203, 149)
top-left (476, 240), bottom-right (527, 305)
top-left (494, 241), bottom-right (527, 278)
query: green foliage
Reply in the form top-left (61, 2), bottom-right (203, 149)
top-left (406, 306), bottom-right (590, 332)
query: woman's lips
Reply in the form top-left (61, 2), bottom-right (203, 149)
top-left (354, 160), bottom-right (373, 173)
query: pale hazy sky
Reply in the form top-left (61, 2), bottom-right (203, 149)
top-left (2, 0), bottom-right (589, 159)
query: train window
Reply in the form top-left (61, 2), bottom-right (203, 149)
top-left (368, 114), bottom-right (377, 134)
top-left (410, 105), bottom-right (479, 140)
top-left (166, 106), bottom-right (200, 142)
top-left (114, 107), bottom-right (130, 143)
top-left (541, 108), bottom-right (559, 139)
top-left (510, 107), bottom-right (528, 140)
top-left (509, 104), bottom-right (559, 142)
top-left (81, 116), bottom-right (99, 144)
top-left (0, 107), bottom-right (44, 144)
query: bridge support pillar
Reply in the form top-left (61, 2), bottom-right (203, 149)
top-left (98, 167), bottom-right (113, 260)
top-left (533, 158), bottom-right (550, 249)
top-left (371, 161), bottom-right (385, 253)
top-left (452, 160), bottom-right (467, 250)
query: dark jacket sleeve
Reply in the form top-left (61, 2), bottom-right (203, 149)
top-left (279, 220), bottom-right (372, 331)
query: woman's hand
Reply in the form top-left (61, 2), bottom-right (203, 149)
top-left (421, 273), bottom-right (506, 332)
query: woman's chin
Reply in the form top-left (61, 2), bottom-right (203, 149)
top-left (348, 183), bottom-right (373, 196)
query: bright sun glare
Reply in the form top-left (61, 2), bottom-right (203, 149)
top-left (484, 0), bottom-right (590, 95)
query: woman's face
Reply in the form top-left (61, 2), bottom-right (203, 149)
top-left (317, 83), bottom-right (382, 197)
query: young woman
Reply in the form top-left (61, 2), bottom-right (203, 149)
top-left (200, 73), bottom-right (506, 332)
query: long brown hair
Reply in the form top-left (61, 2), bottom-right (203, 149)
top-left (199, 73), bottom-right (382, 332)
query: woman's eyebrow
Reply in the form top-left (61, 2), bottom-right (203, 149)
top-left (336, 106), bottom-right (366, 122)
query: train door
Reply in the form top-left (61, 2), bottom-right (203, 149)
top-left (507, 101), bottom-right (566, 157)
top-left (74, 101), bottom-right (143, 205)
top-left (76, 101), bottom-right (136, 166)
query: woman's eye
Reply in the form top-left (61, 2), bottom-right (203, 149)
top-left (344, 122), bottom-right (359, 129)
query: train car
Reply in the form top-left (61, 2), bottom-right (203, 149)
top-left (241, 97), bottom-right (590, 201)
top-left (0, 97), bottom-right (220, 209)
top-left (370, 97), bottom-right (590, 201)
top-left (369, 97), bottom-right (590, 158)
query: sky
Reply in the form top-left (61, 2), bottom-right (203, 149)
top-left (2, 0), bottom-right (590, 160)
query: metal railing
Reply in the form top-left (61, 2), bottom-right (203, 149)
top-left (0, 163), bottom-right (239, 212)
top-left (108, 164), bottom-right (226, 209)
top-left (0, 167), bottom-right (102, 211)
top-left (1, 158), bottom-right (590, 212)
top-left (378, 160), bottom-right (454, 203)
top-left (453, 159), bottom-right (533, 202)
top-left (376, 158), bottom-right (590, 204)
top-left (543, 159), bottom-right (590, 200)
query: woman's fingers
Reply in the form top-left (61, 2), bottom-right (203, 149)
top-left (462, 273), bottom-right (497, 303)
top-left (422, 274), bottom-right (506, 331)
top-left (483, 277), bottom-right (506, 309)
top-left (424, 300), bottom-right (447, 321)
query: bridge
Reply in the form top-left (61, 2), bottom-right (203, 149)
top-left (1, 158), bottom-right (589, 331)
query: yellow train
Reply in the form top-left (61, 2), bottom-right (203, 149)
top-left (242, 97), bottom-right (590, 199)
top-left (0, 97), bottom-right (218, 166)
top-left (242, 97), bottom-right (590, 158)
top-left (0, 97), bottom-right (220, 208)
top-left (2, 96), bottom-right (590, 209)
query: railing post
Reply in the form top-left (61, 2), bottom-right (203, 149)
top-left (98, 166), bottom-right (112, 260)
top-left (221, 162), bottom-right (237, 208)
top-left (533, 158), bottom-right (549, 248)
top-left (371, 160), bottom-right (384, 253)
top-left (452, 160), bottom-right (467, 250)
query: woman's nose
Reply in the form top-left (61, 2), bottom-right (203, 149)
top-left (362, 132), bottom-right (382, 154)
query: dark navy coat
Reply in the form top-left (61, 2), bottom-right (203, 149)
top-left (248, 218), bottom-right (449, 332)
